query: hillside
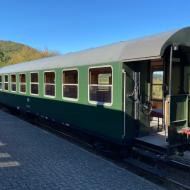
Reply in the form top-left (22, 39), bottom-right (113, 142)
top-left (0, 41), bottom-right (56, 67)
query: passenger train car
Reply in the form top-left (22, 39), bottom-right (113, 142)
top-left (0, 27), bottom-right (190, 153)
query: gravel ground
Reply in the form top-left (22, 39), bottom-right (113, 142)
top-left (0, 110), bottom-right (165, 190)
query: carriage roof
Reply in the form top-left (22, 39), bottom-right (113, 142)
top-left (0, 27), bottom-right (190, 74)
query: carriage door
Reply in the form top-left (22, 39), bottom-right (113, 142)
top-left (123, 62), bottom-right (150, 140)
top-left (123, 64), bottom-right (140, 140)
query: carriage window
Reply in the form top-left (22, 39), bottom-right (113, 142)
top-left (4, 75), bottom-right (9, 91)
top-left (0, 76), bottom-right (2, 91)
top-left (62, 70), bottom-right (78, 100)
top-left (19, 74), bottom-right (26, 93)
top-left (30, 73), bottom-right (39, 95)
top-left (11, 74), bottom-right (16, 92)
top-left (89, 67), bottom-right (112, 104)
top-left (44, 72), bottom-right (55, 97)
top-left (151, 71), bottom-right (163, 99)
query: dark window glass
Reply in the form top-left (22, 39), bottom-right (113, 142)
top-left (19, 74), bottom-right (26, 83)
top-left (31, 84), bottom-right (39, 95)
top-left (20, 84), bottom-right (26, 93)
top-left (31, 73), bottom-right (38, 83)
top-left (5, 75), bottom-right (8, 82)
top-left (12, 84), bottom-right (16, 92)
top-left (4, 83), bottom-right (8, 91)
top-left (63, 85), bottom-right (77, 99)
top-left (44, 72), bottom-right (55, 83)
top-left (63, 70), bottom-right (78, 84)
top-left (90, 67), bottom-right (112, 85)
top-left (89, 86), bottom-right (111, 103)
top-left (11, 75), bottom-right (16, 83)
top-left (45, 84), bottom-right (55, 96)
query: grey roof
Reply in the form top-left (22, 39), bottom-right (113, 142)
top-left (1, 27), bottom-right (190, 74)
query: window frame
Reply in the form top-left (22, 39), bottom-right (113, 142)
top-left (19, 73), bottom-right (27, 94)
top-left (62, 68), bottom-right (79, 102)
top-left (88, 65), bottom-right (113, 106)
top-left (0, 75), bottom-right (2, 91)
top-left (4, 74), bottom-right (9, 92)
top-left (43, 70), bottom-right (56, 98)
top-left (11, 74), bottom-right (17, 93)
top-left (30, 72), bottom-right (39, 96)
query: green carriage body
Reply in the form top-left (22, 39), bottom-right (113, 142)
top-left (0, 62), bottom-right (126, 144)
top-left (0, 27), bottom-right (190, 149)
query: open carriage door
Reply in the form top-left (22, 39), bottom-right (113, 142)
top-left (166, 45), bottom-right (189, 145)
top-left (123, 62), bottom-right (150, 142)
top-left (123, 64), bottom-right (140, 142)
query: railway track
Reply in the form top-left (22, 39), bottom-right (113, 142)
top-left (2, 106), bottom-right (190, 190)
top-left (124, 158), bottom-right (190, 190)
top-left (123, 155), bottom-right (190, 190)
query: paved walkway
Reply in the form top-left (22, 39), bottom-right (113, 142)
top-left (0, 110), bottom-right (164, 190)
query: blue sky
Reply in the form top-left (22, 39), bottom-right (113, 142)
top-left (0, 0), bottom-right (190, 54)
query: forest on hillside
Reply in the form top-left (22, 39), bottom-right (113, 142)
top-left (0, 41), bottom-right (57, 67)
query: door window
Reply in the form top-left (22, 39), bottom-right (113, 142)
top-left (151, 71), bottom-right (163, 100)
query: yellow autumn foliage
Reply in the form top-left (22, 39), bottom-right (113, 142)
top-left (0, 40), bottom-right (58, 67)
top-left (9, 46), bottom-right (55, 64)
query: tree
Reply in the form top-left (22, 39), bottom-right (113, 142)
top-left (0, 51), bottom-right (10, 64)
top-left (0, 52), bottom-right (4, 62)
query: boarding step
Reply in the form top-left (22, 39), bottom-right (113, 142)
top-left (134, 133), bottom-right (169, 154)
top-left (134, 139), bottom-right (168, 155)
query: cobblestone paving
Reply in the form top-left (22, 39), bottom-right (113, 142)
top-left (0, 110), bottom-right (165, 190)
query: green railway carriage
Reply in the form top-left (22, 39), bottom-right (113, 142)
top-left (0, 27), bottom-right (190, 152)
